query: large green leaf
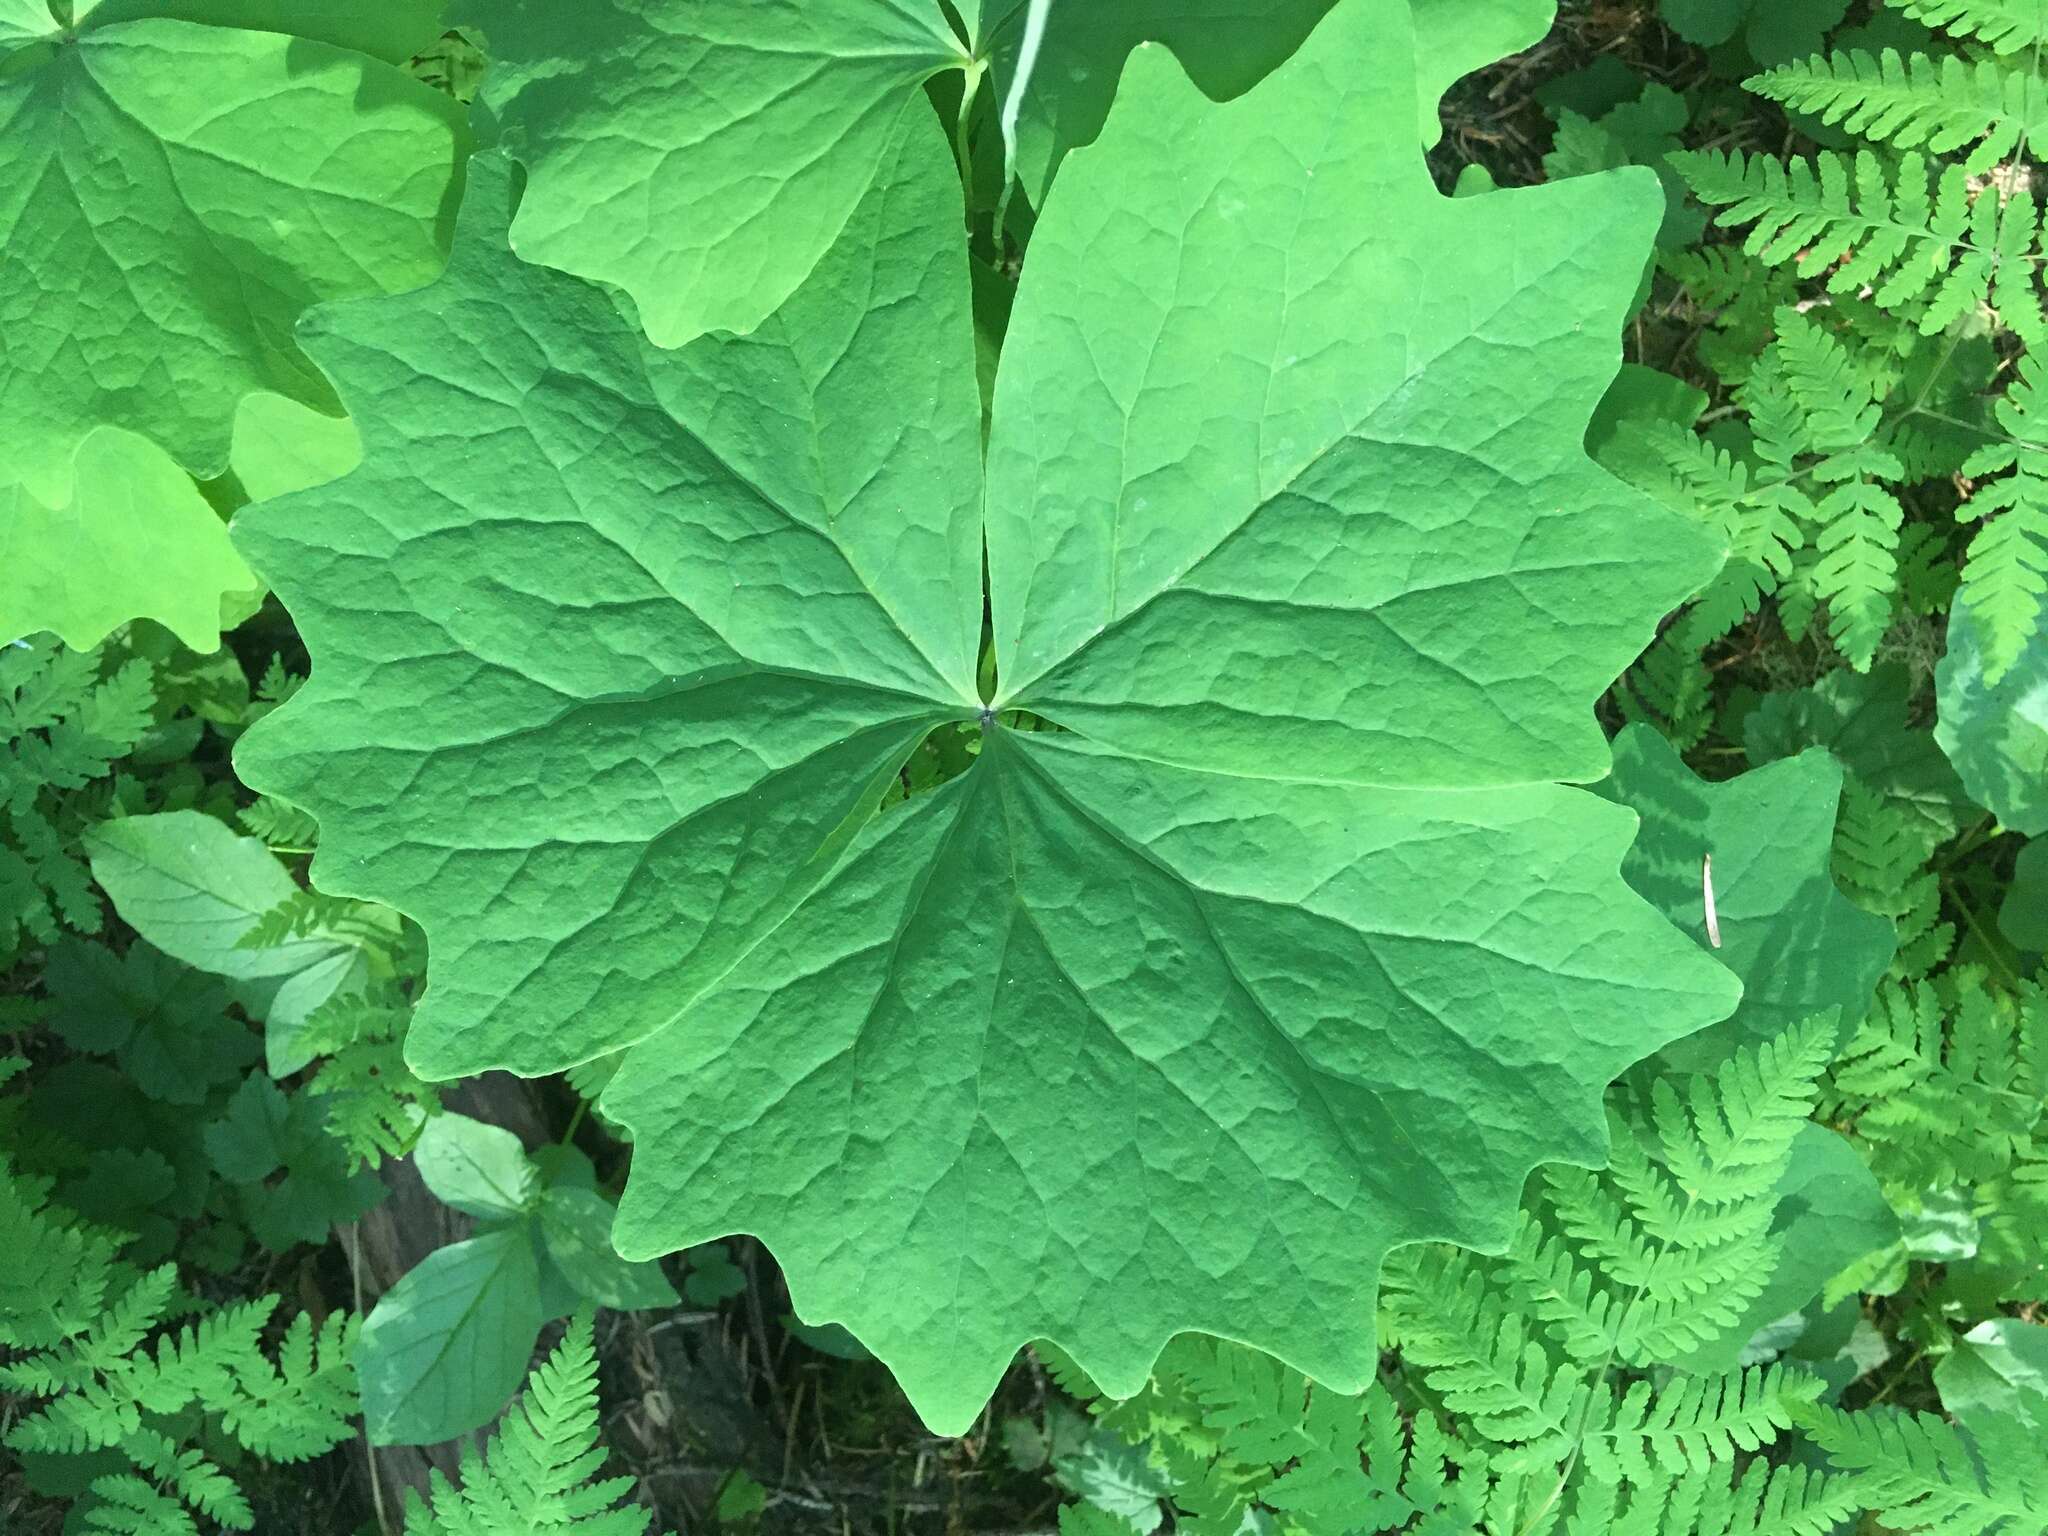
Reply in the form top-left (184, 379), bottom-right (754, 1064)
top-left (1937, 593), bottom-right (2048, 837)
top-left (462, 0), bottom-right (969, 347)
top-left (237, 2), bottom-right (1735, 1431)
top-left (0, 2), bottom-right (465, 650)
top-left (1598, 724), bottom-right (1893, 1070)
top-left (462, 0), bottom-right (1552, 346)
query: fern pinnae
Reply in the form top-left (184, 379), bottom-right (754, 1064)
top-left (1800, 1402), bottom-right (2048, 1533)
top-left (1889, 0), bottom-right (2048, 53)
top-left (1746, 50), bottom-right (2046, 173)
top-left (1956, 349), bottom-right (2048, 680)
top-left (402, 1311), bottom-right (665, 1535)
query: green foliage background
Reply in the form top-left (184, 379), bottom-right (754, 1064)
top-left (3, 0), bottom-right (2047, 1533)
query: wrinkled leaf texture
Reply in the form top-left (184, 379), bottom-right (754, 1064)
top-left (236, 1), bottom-right (1738, 1430)
top-left (461, 0), bottom-right (1556, 346)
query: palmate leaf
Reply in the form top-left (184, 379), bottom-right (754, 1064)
top-left (0, 0), bottom-right (466, 651)
top-left (234, 2), bottom-right (1736, 1430)
top-left (459, 0), bottom-right (1553, 345)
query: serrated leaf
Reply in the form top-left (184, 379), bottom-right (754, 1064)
top-left (354, 1227), bottom-right (543, 1447)
top-left (1598, 724), bottom-right (1894, 1071)
top-left (44, 939), bottom-right (257, 1105)
top-left (204, 1074), bottom-right (383, 1249)
top-left (1936, 591), bottom-right (2048, 837)
top-left (0, 3), bottom-right (464, 649)
top-left (236, 2), bottom-right (1735, 1431)
top-left (1660, 0), bottom-right (1851, 65)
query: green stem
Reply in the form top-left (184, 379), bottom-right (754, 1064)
top-left (560, 1096), bottom-right (590, 1147)
top-left (953, 56), bottom-right (985, 228)
top-left (1943, 875), bottom-right (2024, 992)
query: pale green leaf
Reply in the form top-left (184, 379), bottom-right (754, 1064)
top-left (0, 5), bottom-right (464, 648)
top-left (82, 811), bottom-right (386, 1074)
top-left (225, 394), bottom-right (362, 506)
top-left (85, 812), bottom-right (340, 981)
top-left (0, 0), bottom-right (57, 50)
top-left (412, 1113), bottom-right (537, 1223)
top-left (0, 427), bottom-right (257, 651)
top-left (1936, 1320), bottom-right (2048, 1431)
top-left (356, 1228), bottom-right (543, 1446)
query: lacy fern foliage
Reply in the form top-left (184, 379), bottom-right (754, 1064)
top-left (401, 1313), bottom-right (667, 1536)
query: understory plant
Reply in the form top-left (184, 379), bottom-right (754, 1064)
top-left (3, 0), bottom-right (2047, 1532)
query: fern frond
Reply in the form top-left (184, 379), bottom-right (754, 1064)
top-left (1567, 1461), bottom-right (1861, 1536)
top-left (1581, 1367), bottom-right (1824, 1487)
top-left (1802, 1403), bottom-right (2048, 1533)
top-left (1057, 1508), bottom-right (1142, 1536)
top-left (78, 1475), bottom-right (202, 1536)
top-left (1767, 315), bottom-right (1908, 667)
top-left (1746, 50), bottom-right (2047, 173)
top-left (0, 1164), bottom-right (121, 1350)
top-left (237, 794), bottom-right (319, 850)
top-left (1827, 972), bottom-right (2039, 1191)
top-left (402, 1313), bottom-right (661, 1536)
top-left (1889, 0), bottom-right (2048, 52)
top-left (120, 1429), bottom-right (253, 1531)
top-left (1656, 1015), bottom-right (1836, 1207)
top-left (1673, 149), bottom-right (2019, 337)
top-left (298, 997), bottom-right (439, 1169)
top-left (1953, 350), bottom-right (2048, 681)
top-left (215, 1310), bottom-right (359, 1461)
top-left (1382, 1246), bottom-right (1583, 1450)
